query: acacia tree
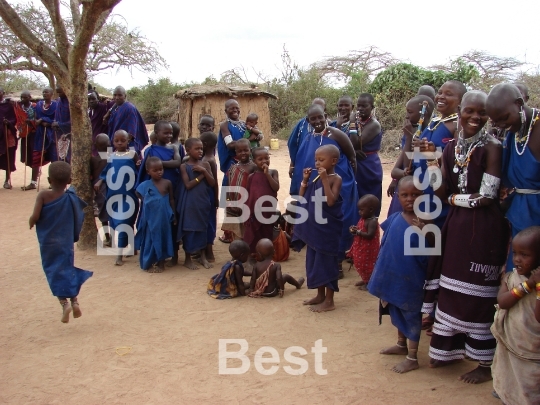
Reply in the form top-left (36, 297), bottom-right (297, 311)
top-left (0, 0), bottom-right (127, 249)
top-left (0, 2), bottom-right (166, 89)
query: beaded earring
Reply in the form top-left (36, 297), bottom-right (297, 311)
top-left (520, 106), bottom-right (526, 124)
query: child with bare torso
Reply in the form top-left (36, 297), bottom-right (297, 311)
top-left (248, 238), bottom-right (304, 297)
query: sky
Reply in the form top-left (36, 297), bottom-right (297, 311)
top-left (10, 0), bottom-right (540, 89)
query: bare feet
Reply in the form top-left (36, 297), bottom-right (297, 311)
top-left (393, 358), bottom-right (419, 373)
top-left (458, 365), bottom-right (492, 384)
top-left (196, 252), bottom-right (213, 269)
top-left (115, 255), bottom-right (123, 266)
top-left (355, 280), bottom-right (365, 287)
top-left (147, 264), bottom-right (165, 273)
top-left (303, 295), bottom-right (325, 305)
top-left (206, 246), bottom-right (215, 263)
top-left (60, 300), bottom-right (72, 323)
top-left (380, 345), bottom-right (408, 355)
top-left (429, 358), bottom-right (462, 368)
top-left (71, 300), bottom-right (82, 318)
top-left (184, 256), bottom-right (199, 270)
top-left (166, 255), bottom-right (178, 267)
top-left (297, 277), bottom-right (305, 288)
top-left (309, 301), bottom-right (335, 312)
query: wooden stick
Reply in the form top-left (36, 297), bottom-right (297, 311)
top-left (37, 125), bottom-right (47, 192)
top-left (4, 123), bottom-right (11, 188)
top-left (22, 124), bottom-right (28, 189)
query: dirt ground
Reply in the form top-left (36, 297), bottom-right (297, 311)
top-left (0, 139), bottom-right (499, 405)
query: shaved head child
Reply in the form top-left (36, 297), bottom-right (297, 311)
top-left (208, 240), bottom-right (252, 299)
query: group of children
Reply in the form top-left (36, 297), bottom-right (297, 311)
top-left (29, 85), bottom-right (539, 404)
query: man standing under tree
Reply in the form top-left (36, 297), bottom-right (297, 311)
top-left (0, 87), bottom-right (17, 189)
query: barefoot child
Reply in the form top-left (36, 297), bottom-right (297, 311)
top-left (200, 131), bottom-right (219, 263)
top-left (29, 161), bottom-right (93, 323)
top-left (368, 176), bottom-right (430, 374)
top-left (91, 133), bottom-right (110, 246)
top-left (491, 226), bottom-right (540, 405)
top-left (94, 130), bottom-right (140, 266)
top-left (207, 240), bottom-right (251, 299)
top-left (291, 144), bottom-right (343, 313)
top-left (135, 157), bottom-right (176, 273)
top-left (248, 239), bottom-right (304, 297)
top-left (177, 138), bottom-right (216, 269)
top-left (243, 147), bottom-right (279, 256)
top-left (347, 194), bottom-right (380, 289)
top-left (243, 113), bottom-right (263, 148)
top-left (220, 138), bottom-right (256, 243)
top-left (138, 121), bottom-right (182, 266)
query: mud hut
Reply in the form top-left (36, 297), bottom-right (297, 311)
top-left (175, 85), bottom-right (277, 146)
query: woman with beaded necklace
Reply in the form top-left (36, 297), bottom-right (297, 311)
top-left (487, 83), bottom-right (540, 272)
top-left (422, 91), bottom-right (508, 384)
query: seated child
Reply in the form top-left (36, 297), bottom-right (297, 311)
top-left (220, 138), bottom-right (256, 243)
top-left (291, 144), bottom-right (343, 313)
top-left (243, 147), bottom-right (279, 256)
top-left (491, 226), bottom-right (540, 405)
top-left (29, 161), bottom-right (93, 323)
top-left (90, 133), bottom-right (110, 246)
top-left (177, 138), bottom-right (215, 270)
top-left (368, 176), bottom-right (431, 374)
top-left (243, 113), bottom-right (263, 148)
top-left (347, 194), bottom-right (380, 289)
top-left (248, 239), bottom-right (304, 297)
top-left (272, 213), bottom-right (290, 262)
top-left (207, 240), bottom-right (251, 299)
top-left (135, 157), bottom-right (176, 273)
top-left (94, 130), bottom-right (140, 266)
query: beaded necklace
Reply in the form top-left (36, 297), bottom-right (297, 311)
top-left (228, 118), bottom-right (246, 132)
top-left (42, 100), bottom-right (51, 111)
top-left (514, 108), bottom-right (539, 156)
top-left (453, 130), bottom-right (489, 193)
top-left (427, 113), bottom-right (458, 132)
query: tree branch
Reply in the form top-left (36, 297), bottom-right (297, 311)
top-left (41, 0), bottom-right (71, 65)
top-left (70, 0), bottom-right (82, 32)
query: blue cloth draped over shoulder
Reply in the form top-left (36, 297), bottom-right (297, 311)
top-left (502, 131), bottom-right (540, 270)
top-left (36, 187), bottom-right (93, 297)
top-left (134, 180), bottom-right (174, 270)
top-left (137, 145), bottom-right (180, 192)
top-left (368, 212), bottom-right (428, 312)
top-left (34, 100), bottom-right (57, 157)
top-left (411, 121), bottom-right (453, 228)
top-left (207, 260), bottom-right (243, 299)
top-left (330, 120), bottom-right (350, 135)
top-left (287, 118), bottom-right (312, 189)
top-left (107, 102), bottom-right (149, 155)
top-left (177, 164), bottom-right (212, 252)
top-left (387, 133), bottom-right (408, 216)
top-left (100, 154), bottom-right (139, 248)
top-left (356, 130), bottom-right (383, 213)
top-left (291, 133), bottom-right (358, 259)
top-left (217, 120), bottom-right (246, 186)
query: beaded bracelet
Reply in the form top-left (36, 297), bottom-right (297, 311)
top-left (511, 287), bottom-right (525, 299)
top-left (522, 281), bottom-right (532, 294)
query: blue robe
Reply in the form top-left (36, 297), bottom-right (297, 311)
top-left (412, 121), bottom-right (454, 228)
top-left (207, 260), bottom-right (243, 299)
top-left (137, 145), bottom-right (181, 192)
top-left (387, 133), bottom-right (408, 217)
top-left (368, 213), bottom-right (428, 341)
top-left (36, 187), bottom-right (93, 297)
top-left (356, 131), bottom-right (383, 215)
top-left (217, 120), bottom-right (246, 186)
top-left (291, 179), bottom-right (344, 291)
top-left (100, 155), bottom-right (139, 248)
top-left (34, 100), bottom-right (57, 162)
top-left (107, 102), bottom-right (149, 155)
top-left (291, 133), bottom-right (359, 260)
top-left (207, 185), bottom-right (217, 244)
top-left (288, 117), bottom-right (311, 194)
top-left (134, 180), bottom-right (174, 270)
top-left (177, 164), bottom-right (212, 252)
top-left (50, 96), bottom-right (71, 163)
top-left (502, 131), bottom-right (540, 270)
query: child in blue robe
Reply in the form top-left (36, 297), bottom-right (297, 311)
top-left (135, 157), bottom-right (176, 272)
top-left (29, 162), bottom-right (93, 323)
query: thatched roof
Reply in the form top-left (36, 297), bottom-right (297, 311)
top-left (176, 84), bottom-right (277, 100)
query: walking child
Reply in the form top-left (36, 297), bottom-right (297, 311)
top-left (200, 131), bottom-right (219, 262)
top-left (368, 176), bottom-right (431, 374)
top-left (243, 147), bottom-right (279, 256)
top-left (347, 194), bottom-right (380, 289)
top-left (248, 239), bottom-right (304, 297)
top-left (220, 138), bottom-right (256, 243)
top-left (177, 138), bottom-right (215, 269)
top-left (94, 130), bottom-right (140, 266)
top-left (207, 240), bottom-right (251, 299)
top-left (29, 161), bottom-right (93, 323)
top-left (243, 113), bottom-right (263, 148)
top-left (135, 157), bottom-right (176, 273)
top-left (491, 226), bottom-right (540, 405)
top-left (291, 144), bottom-right (343, 313)
top-left (91, 133), bottom-right (110, 246)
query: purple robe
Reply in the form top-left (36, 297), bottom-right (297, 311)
top-left (50, 97), bottom-right (71, 163)
top-left (34, 100), bottom-right (57, 161)
top-left (89, 101), bottom-right (113, 156)
top-left (107, 102), bottom-right (149, 155)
